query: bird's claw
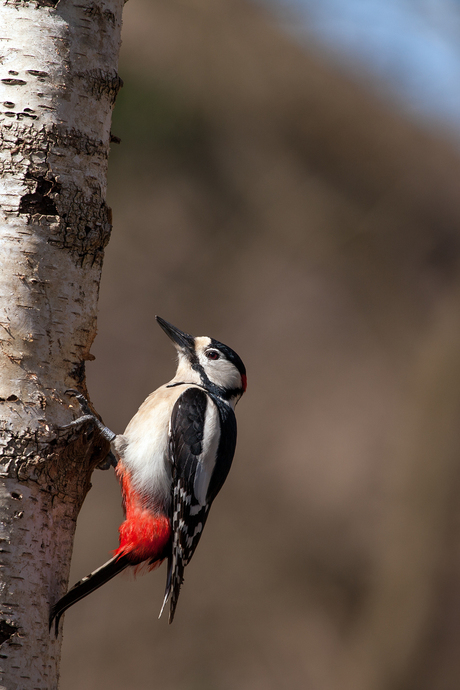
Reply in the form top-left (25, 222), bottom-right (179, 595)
top-left (65, 388), bottom-right (93, 416)
top-left (63, 390), bottom-right (118, 469)
top-left (96, 450), bottom-right (118, 470)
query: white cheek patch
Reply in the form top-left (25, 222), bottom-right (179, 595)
top-left (196, 346), bottom-right (242, 391)
top-left (207, 358), bottom-right (242, 390)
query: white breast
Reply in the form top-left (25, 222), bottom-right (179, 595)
top-left (116, 384), bottom-right (194, 506)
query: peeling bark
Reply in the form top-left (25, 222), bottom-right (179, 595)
top-left (0, 1), bottom-right (124, 687)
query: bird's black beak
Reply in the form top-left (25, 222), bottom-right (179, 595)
top-left (156, 316), bottom-right (195, 353)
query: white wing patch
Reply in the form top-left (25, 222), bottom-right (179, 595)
top-left (193, 398), bottom-right (220, 506)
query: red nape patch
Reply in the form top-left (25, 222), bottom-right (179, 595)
top-left (114, 466), bottom-right (171, 566)
top-left (241, 374), bottom-right (247, 392)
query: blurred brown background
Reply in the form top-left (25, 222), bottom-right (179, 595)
top-left (60, 0), bottom-right (460, 688)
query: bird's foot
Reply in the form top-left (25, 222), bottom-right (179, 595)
top-left (62, 389), bottom-right (118, 469)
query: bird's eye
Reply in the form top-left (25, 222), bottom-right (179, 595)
top-left (205, 350), bottom-right (220, 360)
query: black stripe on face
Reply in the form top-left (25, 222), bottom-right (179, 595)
top-left (191, 361), bottom-right (217, 394)
top-left (191, 366), bottom-right (244, 401)
top-left (209, 338), bottom-right (246, 378)
top-left (190, 338), bottom-right (246, 400)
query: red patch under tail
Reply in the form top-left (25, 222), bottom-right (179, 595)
top-left (114, 464), bottom-right (171, 566)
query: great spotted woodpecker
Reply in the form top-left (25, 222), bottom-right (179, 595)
top-left (50, 317), bottom-right (246, 633)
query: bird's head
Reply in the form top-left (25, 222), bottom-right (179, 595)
top-left (156, 316), bottom-right (247, 405)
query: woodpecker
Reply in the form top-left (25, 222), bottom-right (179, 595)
top-left (49, 317), bottom-right (246, 633)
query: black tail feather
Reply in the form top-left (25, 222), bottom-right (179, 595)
top-left (169, 557), bottom-right (185, 624)
top-left (49, 554), bottom-right (130, 636)
top-left (158, 554), bottom-right (173, 621)
top-left (158, 551), bottom-right (185, 624)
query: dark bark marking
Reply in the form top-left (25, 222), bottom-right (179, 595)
top-left (80, 3), bottom-right (116, 25)
top-left (1, 79), bottom-right (27, 86)
top-left (4, 0), bottom-right (59, 9)
top-left (35, 0), bottom-right (60, 7)
top-left (75, 70), bottom-right (123, 105)
top-left (18, 175), bottom-right (61, 216)
top-left (69, 360), bottom-right (86, 387)
top-left (16, 112), bottom-right (38, 121)
top-left (0, 620), bottom-right (18, 646)
top-left (26, 70), bottom-right (50, 79)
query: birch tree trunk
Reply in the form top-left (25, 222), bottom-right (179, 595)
top-left (0, 1), bottom-right (124, 687)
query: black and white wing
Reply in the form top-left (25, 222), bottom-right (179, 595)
top-left (161, 386), bottom-right (236, 623)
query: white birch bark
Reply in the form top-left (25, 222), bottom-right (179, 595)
top-left (0, 1), bottom-right (124, 687)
